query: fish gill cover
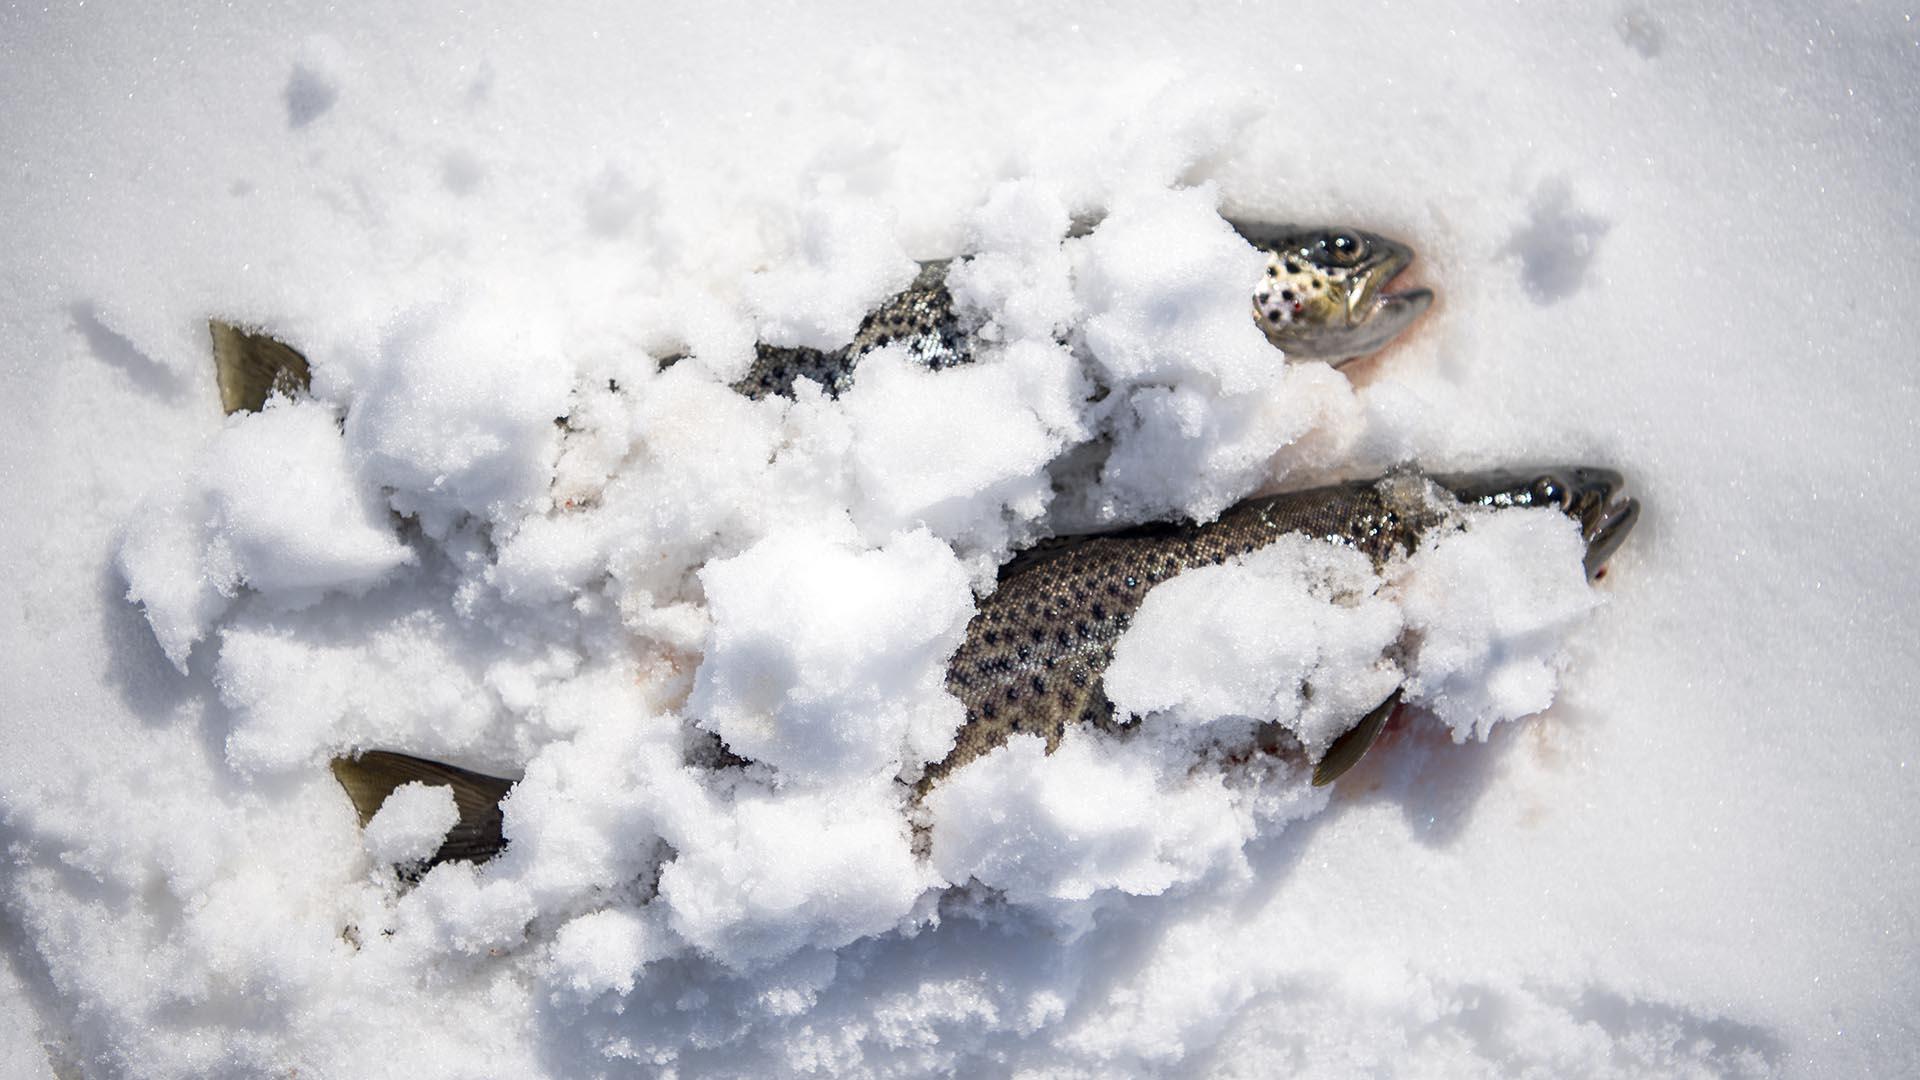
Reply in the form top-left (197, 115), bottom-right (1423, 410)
top-left (1, 3), bottom-right (1916, 1079)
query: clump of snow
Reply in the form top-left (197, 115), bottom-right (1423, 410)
top-left (548, 906), bottom-right (666, 999)
top-left (688, 527), bottom-right (972, 785)
top-left (839, 341), bottom-right (1087, 563)
top-left (342, 298), bottom-right (573, 539)
top-left (744, 202), bottom-right (919, 352)
top-left (360, 780), bottom-right (458, 867)
top-left (1063, 186), bottom-right (1360, 525)
top-left (1396, 507), bottom-right (1600, 740)
top-left (115, 398), bottom-right (413, 668)
top-left (926, 734), bottom-right (1255, 915)
top-left (1105, 534), bottom-right (1405, 756)
top-left (656, 780), bottom-right (933, 968)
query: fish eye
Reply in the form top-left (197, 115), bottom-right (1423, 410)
top-left (1320, 232), bottom-right (1366, 267)
top-left (1530, 476), bottom-right (1566, 507)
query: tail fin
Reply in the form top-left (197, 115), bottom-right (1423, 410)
top-left (1312, 688), bottom-right (1402, 787)
top-left (330, 751), bottom-right (516, 868)
top-left (209, 320), bottom-right (312, 414)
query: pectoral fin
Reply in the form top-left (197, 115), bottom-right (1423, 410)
top-left (330, 751), bottom-right (516, 868)
top-left (210, 320), bottom-right (312, 414)
top-left (1312, 688), bottom-right (1402, 787)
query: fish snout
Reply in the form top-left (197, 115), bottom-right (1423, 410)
top-left (1433, 465), bottom-right (1639, 578)
top-left (1557, 466), bottom-right (1640, 578)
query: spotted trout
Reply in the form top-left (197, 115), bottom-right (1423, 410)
top-left (732, 222), bottom-right (1431, 398)
top-left (206, 222), bottom-right (1428, 413)
top-left (326, 466), bottom-right (1637, 872)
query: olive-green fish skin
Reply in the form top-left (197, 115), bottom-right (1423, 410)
top-left (924, 475), bottom-right (1447, 788)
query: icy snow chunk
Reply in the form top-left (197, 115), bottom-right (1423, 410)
top-left (344, 299), bottom-right (572, 537)
top-left (1395, 507), bottom-right (1601, 740)
top-left (1072, 185), bottom-right (1274, 393)
top-left (657, 781), bottom-right (930, 968)
top-left (688, 528), bottom-right (973, 784)
top-left (840, 341), bottom-right (1087, 552)
top-left (1105, 535), bottom-right (1404, 756)
top-left (115, 400), bottom-right (413, 669)
top-left (1095, 362), bottom-right (1359, 524)
top-left (200, 401), bottom-right (414, 597)
top-left (945, 179), bottom-right (1079, 344)
top-left (1066, 187), bottom-right (1360, 522)
top-left (361, 781), bottom-right (458, 867)
top-left (927, 735), bottom-right (1252, 908)
top-left (745, 202), bottom-right (918, 352)
top-left (397, 862), bottom-right (539, 957)
top-left (115, 480), bottom-right (235, 670)
top-left (214, 605), bottom-right (502, 773)
top-left (549, 906), bottom-right (667, 998)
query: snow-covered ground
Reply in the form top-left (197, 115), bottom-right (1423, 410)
top-left (3, 2), bottom-right (1917, 1077)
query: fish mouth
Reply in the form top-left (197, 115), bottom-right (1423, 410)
top-left (1337, 237), bottom-right (1434, 364)
top-left (1557, 466), bottom-right (1640, 578)
top-left (1582, 490), bottom-right (1640, 579)
top-left (1351, 237), bottom-right (1432, 321)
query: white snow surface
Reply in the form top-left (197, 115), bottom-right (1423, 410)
top-left (2, 3), bottom-right (1917, 1079)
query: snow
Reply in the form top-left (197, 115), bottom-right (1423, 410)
top-left (688, 527), bottom-right (972, 785)
top-left (3, 2), bottom-right (1918, 1079)
top-left (1104, 534), bottom-right (1406, 757)
top-left (361, 780), bottom-right (460, 867)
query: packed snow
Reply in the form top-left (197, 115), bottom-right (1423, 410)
top-left (2, 3), bottom-right (1917, 1079)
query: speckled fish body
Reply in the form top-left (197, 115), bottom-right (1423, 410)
top-left (925, 466), bottom-right (1637, 787)
top-left (924, 474), bottom-right (1443, 786)
top-left (734, 222), bottom-right (1431, 400)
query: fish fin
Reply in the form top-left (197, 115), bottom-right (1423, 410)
top-left (209, 319), bottom-right (312, 415)
top-left (329, 751), bottom-right (516, 867)
top-left (1312, 688), bottom-right (1403, 787)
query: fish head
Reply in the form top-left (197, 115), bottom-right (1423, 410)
top-left (1433, 466), bottom-right (1641, 578)
top-left (1235, 224), bottom-right (1435, 366)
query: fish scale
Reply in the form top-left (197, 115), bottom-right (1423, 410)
top-left (923, 474), bottom-right (1447, 788)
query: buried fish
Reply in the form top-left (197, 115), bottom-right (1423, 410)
top-left (329, 466), bottom-right (1639, 872)
top-left (206, 222), bottom-right (1428, 413)
top-left (730, 223), bottom-right (1432, 398)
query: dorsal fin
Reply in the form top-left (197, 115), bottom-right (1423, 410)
top-left (209, 320), bottom-right (312, 414)
top-left (330, 751), bottom-right (516, 868)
